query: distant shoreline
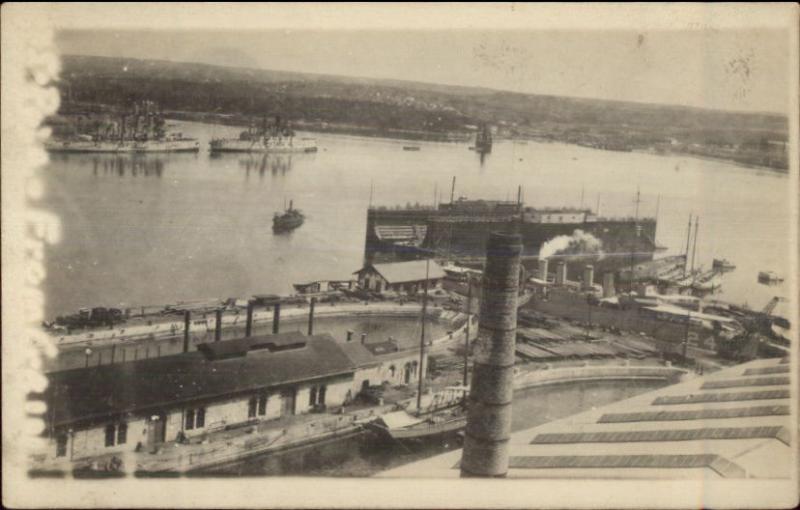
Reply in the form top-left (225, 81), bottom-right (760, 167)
top-left (47, 106), bottom-right (788, 174)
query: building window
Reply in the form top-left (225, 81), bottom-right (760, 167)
top-left (319, 385), bottom-right (327, 405)
top-left (389, 365), bottom-right (396, 378)
top-left (258, 395), bottom-right (267, 416)
top-left (309, 386), bottom-right (318, 406)
top-left (56, 433), bottom-right (68, 457)
top-left (105, 424), bottom-right (116, 447)
top-left (185, 407), bottom-right (206, 430)
top-left (248, 396), bottom-right (258, 418)
top-left (117, 423), bottom-right (128, 445)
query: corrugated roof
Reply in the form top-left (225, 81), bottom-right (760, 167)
top-left (503, 455), bottom-right (746, 477)
top-left (742, 366), bottom-right (790, 376)
top-left (701, 376), bottom-right (790, 390)
top-left (45, 333), bottom-right (355, 427)
top-left (531, 426), bottom-right (790, 445)
top-left (652, 389), bottom-right (790, 406)
top-left (598, 405), bottom-right (789, 423)
top-left (338, 342), bottom-right (381, 368)
top-left (358, 259), bottom-right (447, 284)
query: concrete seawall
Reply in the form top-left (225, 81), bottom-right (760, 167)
top-left (513, 364), bottom-right (687, 391)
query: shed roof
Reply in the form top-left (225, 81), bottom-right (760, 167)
top-left (44, 333), bottom-right (354, 427)
top-left (356, 259), bottom-right (447, 284)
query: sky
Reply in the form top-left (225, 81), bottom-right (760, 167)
top-left (56, 28), bottom-right (790, 114)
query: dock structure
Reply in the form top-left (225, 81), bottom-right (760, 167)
top-left (461, 232), bottom-right (522, 477)
top-left (379, 357), bottom-right (793, 489)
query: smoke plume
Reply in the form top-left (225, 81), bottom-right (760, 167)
top-left (539, 229), bottom-right (604, 259)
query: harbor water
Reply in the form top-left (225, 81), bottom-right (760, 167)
top-left (40, 120), bottom-right (791, 319)
top-left (195, 378), bottom-right (668, 477)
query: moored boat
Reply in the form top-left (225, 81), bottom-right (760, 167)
top-left (45, 101), bottom-right (200, 153)
top-left (210, 116), bottom-right (317, 153)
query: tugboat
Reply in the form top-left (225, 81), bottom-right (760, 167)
top-left (712, 258), bottom-right (736, 272)
top-left (272, 200), bottom-right (305, 233)
top-left (210, 116), bottom-right (317, 153)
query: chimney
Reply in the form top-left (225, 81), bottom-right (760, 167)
top-left (602, 272), bottom-right (616, 298)
top-left (182, 310), bottom-right (191, 353)
top-left (214, 308), bottom-right (223, 342)
top-left (272, 303), bottom-right (281, 334)
top-left (555, 261), bottom-right (567, 285)
top-left (461, 232), bottom-right (521, 478)
top-left (307, 297), bottom-right (316, 336)
top-left (245, 300), bottom-right (254, 337)
top-left (347, 330), bottom-right (354, 342)
top-left (538, 258), bottom-right (549, 281)
top-left (582, 265), bottom-right (594, 290)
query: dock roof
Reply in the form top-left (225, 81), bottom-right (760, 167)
top-left (44, 332), bottom-right (355, 428)
top-left (356, 259), bottom-right (447, 284)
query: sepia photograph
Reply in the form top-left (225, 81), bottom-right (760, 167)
top-left (2, 3), bottom-right (798, 508)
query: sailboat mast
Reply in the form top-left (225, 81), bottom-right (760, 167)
top-left (416, 258), bottom-right (430, 413)
top-left (683, 213), bottom-right (693, 277)
top-left (690, 217), bottom-right (699, 275)
top-left (628, 188), bottom-right (641, 293)
top-left (463, 275), bottom-right (472, 387)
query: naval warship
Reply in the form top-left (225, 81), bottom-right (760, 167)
top-left (45, 101), bottom-right (200, 153)
top-left (210, 116), bottom-right (318, 154)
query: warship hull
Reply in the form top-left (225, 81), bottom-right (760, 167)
top-left (209, 138), bottom-right (318, 153)
top-left (45, 139), bottom-right (200, 153)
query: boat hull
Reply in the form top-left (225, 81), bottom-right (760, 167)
top-left (209, 138), bottom-right (318, 153)
top-left (45, 139), bottom-right (200, 153)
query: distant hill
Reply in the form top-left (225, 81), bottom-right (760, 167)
top-left (54, 55), bottom-right (789, 170)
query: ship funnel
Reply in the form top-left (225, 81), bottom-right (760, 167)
top-left (602, 272), bottom-right (616, 298)
top-left (555, 261), bottom-right (567, 285)
top-left (538, 258), bottom-right (549, 282)
top-left (582, 265), bottom-right (595, 290)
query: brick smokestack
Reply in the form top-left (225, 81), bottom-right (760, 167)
top-left (307, 297), bottom-right (316, 336)
top-left (182, 310), bottom-right (191, 353)
top-left (214, 308), bottom-right (223, 342)
top-left (461, 232), bottom-right (522, 478)
top-left (272, 303), bottom-right (281, 334)
top-left (555, 261), bottom-right (567, 285)
top-left (245, 300), bottom-right (254, 337)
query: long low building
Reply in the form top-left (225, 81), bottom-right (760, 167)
top-left (380, 357), bottom-right (794, 485)
top-left (39, 331), bottom-right (427, 463)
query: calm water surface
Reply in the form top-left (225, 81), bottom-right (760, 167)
top-left (41, 121), bottom-right (791, 318)
top-left (199, 379), bottom-right (667, 477)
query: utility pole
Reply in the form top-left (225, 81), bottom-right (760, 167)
top-left (450, 176), bottom-right (456, 204)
